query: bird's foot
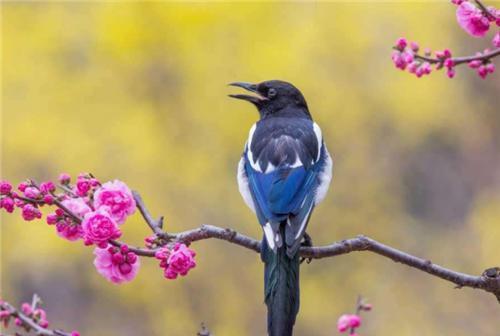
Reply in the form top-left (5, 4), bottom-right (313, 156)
top-left (300, 232), bottom-right (313, 264)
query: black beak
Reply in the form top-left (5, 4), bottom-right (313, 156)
top-left (228, 82), bottom-right (267, 104)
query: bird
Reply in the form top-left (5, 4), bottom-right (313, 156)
top-left (229, 80), bottom-right (333, 336)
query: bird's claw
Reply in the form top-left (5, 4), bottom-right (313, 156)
top-left (300, 232), bottom-right (313, 264)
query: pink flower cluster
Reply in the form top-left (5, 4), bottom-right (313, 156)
top-left (393, 1), bottom-right (499, 80)
top-left (454, 1), bottom-right (499, 37)
top-left (0, 301), bottom-right (49, 330)
top-left (94, 245), bottom-right (140, 284)
top-left (392, 37), bottom-right (497, 79)
top-left (336, 300), bottom-right (372, 335)
top-left (337, 314), bottom-right (361, 334)
top-left (2, 173), bottom-right (198, 284)
top-left (0, 298), bottom-right (80, 335)
top-left (44, 175), bottom-right (135, 245)
top-left (468, 50), bottom-right (497, 78)
top-left (392, 38), bottom-right (435, 78)
top-left (155, 243), bottom-right (197, 279)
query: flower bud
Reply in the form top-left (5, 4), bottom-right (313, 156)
top-left (58, 173), bottom-right (71, 185)
top-left (43, 195), bottom-right (54, 205)
top-left (46, 213), bottom-right (58, 225)
top-left (112, 253), bottom-right (124, 264)
top-left (18, 182), bottom-right (28, 192)
top-left (24, 187), bottom-right (41, 199)
top-left (0, 181), bottom-right (12, 195)
top-left (119, 263), bottom-right (133, 275)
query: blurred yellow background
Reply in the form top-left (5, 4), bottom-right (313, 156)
top-left (2, 1), bottom-right (500, 335)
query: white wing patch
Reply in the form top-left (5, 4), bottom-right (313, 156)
top-left (237, 157), bottom-right (256, 212)
top-left (246, 123), bottom-right (262, 172)
top-left (314, 147), bottom-right (332, 205)
top-left (263, 223), bottom-right (276, 251)
top-left (313, 122), bottom-right (322, 162)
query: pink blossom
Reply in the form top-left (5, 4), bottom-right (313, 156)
top-left (337, 314), bottom-right (362, 333)
top-left (444, 58), bottom-right (454, 68)
top-left (34, 308), bottom-right (47, 320)
top-left (0, 197), bottom-right (15, 213)
top-left (486, 62), bottom-right (495, 73)
top-left (337, 314), bottom-right (351, 332)
top-left (93, 246), bottom-right (140, 284)
top-left (447, 68), bottom-right (456, 78)
top-left (451, 0), bottom-right (464, 5)
top-left (24, 187), bottom-right (41, 199)
top-left (392, 50), bottom-right (414, 70)
top-left (82, 210), bottom-right (121, 247)
top-left (408, 61), bottom-right (419, 74)
top-left (76, 177), bottom-right (91, 197)
top-left (410, 41), bottom-right (419, 52)
top-left (61, 198), bottom-right (91, 218)
top-left (93, 180), bottom-right (136, 225)
top-left (21, 303), bottom-right (32, 315)
top-left (477, 62), bottom-right (495, 78)
top-left (395, 37), bottom-right (407, 50)
top-left (456, 2), bottom-right (490, 37)
top-left (56, 220), bottom-right (84, 241)
top-left (46, 213), bottom-right (58, 225)
top-left (0, 181), bottom-right (12, 194)
top-left (71, 332), bottom-right (81, 336)
top-left (17, 182), bottom-right (28, 192)
top-left (493, 32), bottom-right (500, 48)
top-left (468, 59), bottom-right (482, 68)
top-left (155, 243), bottom-right (196, 280)
top-left (435, 49), bottom-right (452, 59)
top-left (21, 204), bottom-right (42, 221)
top-left (415, 62), bottom-right (432, 78)
top-left (39, 181), bottom-right (56, 194)
top-left (348, 314), bottom-right (361, 328)
top-left (165, 243), bottom-right (196, 279)
top-left (58, 173), bottom-right (71, 185)
top-left (392, 51), bottom-right (406, 70)
top-left (43, 194), bottom-right (54, 205)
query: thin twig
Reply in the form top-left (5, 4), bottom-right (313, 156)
top-left (474, 0), bottom-right (498, 20)
top-left (132, 191), bottom-right (167, 238)
top-left (414, 48), bottom-right (500, 66)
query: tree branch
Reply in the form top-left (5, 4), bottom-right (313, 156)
top-left (112, 223), bottom-right (500, 303)
top-left (0, 296), bottom-right (74, 336)
top-left (120, 192), bottom-right (500, 303)
top-left (132, 191), bottom-right (165, 236)
top-left (17, 188), bottom-right (500, 303)
top-left (414, 48), bottom-right (500, 66)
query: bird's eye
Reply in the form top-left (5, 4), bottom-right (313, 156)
top-left (267, 88), bottom-right (277, 98)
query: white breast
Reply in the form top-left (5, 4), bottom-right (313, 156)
top-left (314, 147), bottom-right (333, 205)
top-left (237, 157), bottom-right (256, 212)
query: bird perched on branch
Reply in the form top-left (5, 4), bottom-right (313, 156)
top-left (229, 80), bottom-right (333, 336)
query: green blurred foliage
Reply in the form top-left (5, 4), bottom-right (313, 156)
top-left (2, 2), bottom-right (500, 335)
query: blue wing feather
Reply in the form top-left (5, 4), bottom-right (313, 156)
top-left (244, 152), bottom-right (322, 226)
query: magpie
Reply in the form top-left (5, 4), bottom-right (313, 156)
top-left (229, 80), bottom-right (333, 336)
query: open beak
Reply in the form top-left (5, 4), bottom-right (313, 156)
top-left (228, 82), bottom-right (267, 104)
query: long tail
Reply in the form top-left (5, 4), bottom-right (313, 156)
top-left (262, 226), bottom-right (300, 336)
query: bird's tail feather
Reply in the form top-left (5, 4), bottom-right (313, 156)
top-left (262, 225), bottom-right (300, 336)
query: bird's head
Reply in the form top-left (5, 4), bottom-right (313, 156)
top-left (229, 80), bottom-right (310, 118)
